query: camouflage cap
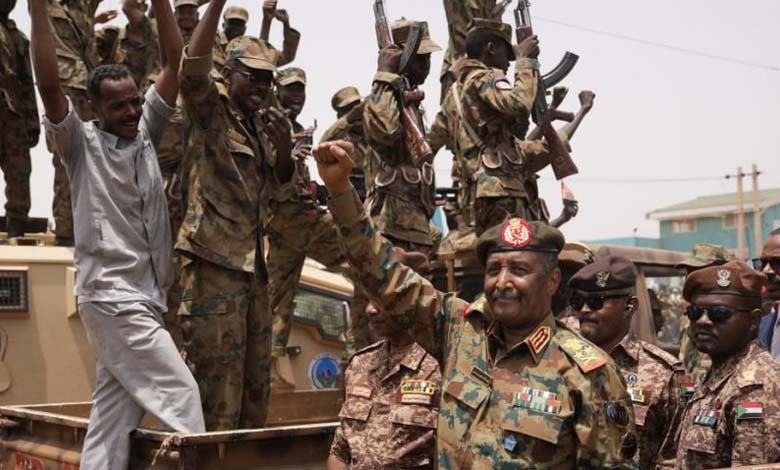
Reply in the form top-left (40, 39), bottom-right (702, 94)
top-left (569, 255), bottom-right (638, 296)
top-left (225, 36), bottom-right (278, 71)
top-left (276, 67), bottom-right (306, 86)
top-left (475, 218), bottom-right (565, 266)
top-left (174, 0), bottom-right (199, 8)
top-left (466, 18), bottom-right (516, 60)
top-left (223, 6), bottom-right (248, 22)
top-left (683, 260), bottom-right (766, 309)
top-left (331, 86), bottom-right (361, 111)
top-left (559, 242), bottom-right (595, 274)
top-left (676, 243), bottom-right (736, 270)
top-left (391, 19), bottom-right (441, 54)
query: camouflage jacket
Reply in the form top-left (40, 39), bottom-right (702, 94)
top-left (48, 0), bottom-right (101, 91)
top-left (327, 188), bottom-right (638, 469)
top-left (176, 50), bottom-right (276, 274)
top-left (0, 19), bottom-right (39, 140)
top-left (95, 17), bottom-right (160, 93)
top-left (330, 340), bottom-right (441, 469)
top-left (363, 71), bottom-right (435, 246)
top-left (214, 26), bottom-right (300, 71)
top-left (668, 340), bottom-right (780, 469)
top-left (610, 333), bottom-right (684, 469)
top-left (320, 115), bottom-right (370, 199)
top-left (440, 0), bottom-right (500, 78)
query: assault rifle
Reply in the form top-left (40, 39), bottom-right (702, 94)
top-left (515, 0), bottom-right (579, 179)
top-left (374, 0), bottom-right (433, 166)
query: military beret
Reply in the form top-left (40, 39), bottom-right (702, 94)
top-left (466, 18), bottom-right (516, 60)
top-left (683, 260), bottom-right (766, 309)
top-left (676, 243), bottom-right (735, 270)
top-left (569, 255), bottom-right (637, 296)
top-left (331, 86), bottom-right (361, 111)
top-left (225, 37), bottom-right (278, 71)
top-left (174, 0), bottom-right (198, 8)
top-left (276, 67), bottom-right (306, 86)
top-left (223, 6), bottom-right (248, 22)
top-left (391, 19), bottom-right (441, 54)
top-left (475, 218), bottom-right (565, 266)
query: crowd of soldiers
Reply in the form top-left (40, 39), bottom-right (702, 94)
top-left (3, 0), bottom-right (780, 468)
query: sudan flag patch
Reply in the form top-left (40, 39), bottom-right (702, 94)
top-left (736, 402), bottom-right (763, 420)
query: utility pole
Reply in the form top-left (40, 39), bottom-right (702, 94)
top-left (752, 164), bottom-right (763, 257)
top-left (736, 167), bottom-right (746, 259)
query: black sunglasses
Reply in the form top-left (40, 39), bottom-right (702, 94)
top-left (570, 294), bottom-right (628, 311)
top-left (751, 256), bottom-right (780, 273)
top-left (234, 68), bottom-right (271, 84)
top-left (685, 304), bottom-right (752, 324)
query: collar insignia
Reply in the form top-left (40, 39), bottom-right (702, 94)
top-left (501, 218), bottom-right (532, 249)
top-left (716, 269), bottom-right (732, 287)
top-left (596, 271), bottom-right (610, 288)
top-left (527, 326), bottom-right (551, 356)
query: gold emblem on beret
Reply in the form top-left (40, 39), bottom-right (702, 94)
top-left (716, 269), bottom-right (732, 287)
top-left (501, 218), bottom-right (532, 249)
top-left (596, 271), bottom-right (610, 288)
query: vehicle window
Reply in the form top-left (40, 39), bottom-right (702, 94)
top-left (293, 286), bottom-right (349, 342)
top-left (646, 275), bottom-right (687, 352)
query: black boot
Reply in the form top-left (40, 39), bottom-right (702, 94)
top-left (5, 216), bottom-right (26, 238)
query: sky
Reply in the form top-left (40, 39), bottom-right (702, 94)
top-left (6, 0), bottom-right (779, 242)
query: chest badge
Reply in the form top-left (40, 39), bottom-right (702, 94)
top-left (737, 402), bottom-right (763, 420)
top-left (628, 387), bottom-right (646, 405)
top-left (693, 409), bottom-right (719, 427)
top-left (400, 379), bottom-right (436, 405)
top-left (513, 387), bottom-right (562, 414)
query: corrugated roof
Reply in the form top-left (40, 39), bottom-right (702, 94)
top-left (647, 187), bottom-right (780, 220)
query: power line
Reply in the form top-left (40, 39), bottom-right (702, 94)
top-left (535, 17), bottom-right (780, 72)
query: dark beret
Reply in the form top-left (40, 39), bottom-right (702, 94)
top-left (568, 255), bottom-right (637, 295)
top-left (683, 260), bottom-right (766, 309)
top-left (475, 218), bottom-right (565, 266)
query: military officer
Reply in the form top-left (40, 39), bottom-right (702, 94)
top-left (0, 0), bottom-right (39, 237)
top-left (569, 255), bottom-right (684, 469)
top-left (313, 141), bottom-right (638, 469)
top-left (363, 19), bottom-right (440, 257)
top-left (175, 0), bottom-right (293, 430)
top-left (551, 241), bottom-right (594, 330)
top-left (660, 260), bottom-right (780, 468)
top-left (213, 6), bottom-right (248, 70)
top-left (259, 0), bottom-right (300, 67)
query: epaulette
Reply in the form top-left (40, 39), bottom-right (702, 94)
top-left (641, 341), bottom-right (682, 370)
top-left (462, 295), bottom-right (489, 318)
top-left (350, 339), bottom-right (386, 361)
top-left (556, 329), bottom-right (609, 374)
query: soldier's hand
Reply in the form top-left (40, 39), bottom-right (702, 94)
top-left (377, 45), bottom-right (403, 74)
top-left (264, 107), bottom-right (292, 160)
top-left (514, 34), bottom-right (540, 59)
top-left (274, 8), bottom-right (289, 25)
top-left (262, 0), bottom-right (277, 17)
top-left (551, 86), bottom-right (568, 109)
top-left (313, 141), bottom-right (355, 197)
top-left (95, 9), bottom-right (119, 24)
top-left (562, 199), bottom-right (579, 219)
top-left (579, 90), bottom-right (596, 112)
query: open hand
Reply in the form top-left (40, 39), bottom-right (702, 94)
top-left (264, 107), bottom-right (292, 161)
top-left (313, 141), bottom-right (355, 196)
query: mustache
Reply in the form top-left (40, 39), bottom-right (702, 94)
top-left (492, 288), bottom-right (521, 301)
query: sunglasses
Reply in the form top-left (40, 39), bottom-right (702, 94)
top-left (685, 304), bottom-right (752, 324)
top-left (233, 69), bottom-right (271, 84)
top-left (570, 294), bottom-right (628, 311)
top-left (751, 257), bottom-right (780, 273)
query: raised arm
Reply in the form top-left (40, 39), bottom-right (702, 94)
top-left (259, 0), bottom-right (275, 41)
top-left (188, 0), bottom-right (225, 58)
top-left (274, 8), bottom-right (299, 67)
top-left (559, 90), bottom-right (595, 141)
top-left (150, 0), bottom-right (183, 105)
top-left (29, 0), bottom-right (68, 123)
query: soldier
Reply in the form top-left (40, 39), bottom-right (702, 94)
top-left (47, 0), bottom-right (106, 245)
top-left (173, 0), bottom-right (200, 42)
top-left (327, 251), bottom-right (441, 470)
top-left (321, 86), bottom-right (369, 201)
top-left (313, 141), bottom-right (638, 469)
top-left (30, 0), bottom-right (204, 466)
top-left (569, 255), bottom-right (684, 469)
top-left (175, 0), bottom-right (293, 430)
top-left (757, 228), bottom-right (780, 359)
top-left (0, 0), bottom-right (39, 238)
top-left (363, 19), bottom-right (440, 257)
top-left (551, 242), bottom-right (594, 330)
top-left (660, 260), bottom-right (780, 468)
top-left (95, 0), bottom-right (160, 94)
top-left (259, 0), bottom-right (300, 67)
top-left (213, 6), bottom-right (247, 70)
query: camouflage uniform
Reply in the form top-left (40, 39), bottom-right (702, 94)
top-left (95, 16), bottom-right (160, 93)
top-left (321, 86), bottom-right (369, 201)
top-left (0, 16), bottom-right (39, 227)
top-left (440, 0), bottom-right (500, 81)
top-left (48, 0), bottom-right (102, 242)
top-left (175, 38), bottom-right (280, 431)
top-left (330, 340), bottom-right (441, 469)
top-left (327, 189), bottom-right (638, 469)
top-left (214, 11), bottom-right (300, 71)
top-left (363, 20), bottom-right (440, 256)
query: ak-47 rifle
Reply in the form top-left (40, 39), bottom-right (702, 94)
top-left (515, 0), bottom-right (579, 180)
top-left (373, 0), bottom-right (432, 166)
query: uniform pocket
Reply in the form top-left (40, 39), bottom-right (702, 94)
top-left (502, 406), bottom-right (565, 445)
top-left (389, 404), bottom-right (438, 429)
top-left (339, 396), bottom-right (372, 422)
top-left (439, 374), bottom-right (490, 447)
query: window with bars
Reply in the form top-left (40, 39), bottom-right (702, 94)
top-left (292, 286), bottom-right (348, 342)
top-left (0, 270), bottom-right (28, 313)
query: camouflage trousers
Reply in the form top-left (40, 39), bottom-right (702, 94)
top-left (474, 196), bottom-right (533, 237)
top-left (176, 256), bottom-right (270, 431)
top-left (266, 201), bottom-right (368, 359)
top-left (50, 89), bottom-right (96, 239)
top-left (0, 123), bottom-right (31, 221)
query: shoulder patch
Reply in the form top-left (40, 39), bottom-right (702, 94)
top-left (641, 341), bottom-right (682, 369)
top-left (557, 330), bottom-right (609, 374)
top-left (463, 295), bottom-right (489, 317)
top-left (735, 348), bottom-right (775, 390)
top-left (352, 339), bottom-right (386, 357)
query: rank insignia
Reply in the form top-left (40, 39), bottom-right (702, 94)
top-left (347, 385), bottom-right (372, 399)
top-left (716, 269), bottom-right (732, 287)
top-left (400, 379), bottom-right (436, 405)
top-left (628, 387), bottom-right (646, 404)
top-left (501, 218), bottom-right (532, 249)
top-left (513, 387), bottom-right (562, 414)
top-left (625, 373), bottom-right (638, 386)
top-left (503, 432), bottom-right (517, 452)
top-left (736, 402), bottom-right (763, 420)
top-left (694, 409), bottom-right (719, 427)
top-left (527, 326), bottom-right (551, 355)
top-left (596, 271), bottom-right (610, 288)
